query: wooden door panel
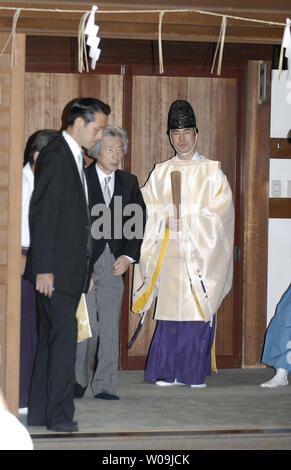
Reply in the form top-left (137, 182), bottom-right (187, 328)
top-left (80, 74), bottom-right (123, 129)
top-left (25, 73), bottom-right (81, 141)
top-left (25, 73), bottom-right (123, 142)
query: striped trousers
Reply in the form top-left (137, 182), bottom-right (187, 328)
top-left (75, 246), bottom-right (124, 395)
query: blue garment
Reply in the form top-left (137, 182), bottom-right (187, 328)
top-left (262, 283), bottom-right (291, 372)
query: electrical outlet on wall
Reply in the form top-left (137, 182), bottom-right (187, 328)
top-left (271, 180), bottom-right (281, 197)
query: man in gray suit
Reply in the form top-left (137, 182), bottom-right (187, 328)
top-left (74, 125), bottom-right (146, 400)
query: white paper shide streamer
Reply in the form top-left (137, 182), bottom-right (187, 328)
top-left (84, 5), bottom-right (101, 70)
top-left (278, 18), bottom-right (291, 79)
top-left (278, 18), bottom-right (290, 78)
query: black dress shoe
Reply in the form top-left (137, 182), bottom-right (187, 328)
top-left (74, 383), bottom-right (87, 398)
top-left (94, 392), bottom-right (120, 400)
top-left (48, 421), bottom-right (79, 432)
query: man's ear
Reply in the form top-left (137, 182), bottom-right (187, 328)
top-left (33, 151), bottom-right (40, 163)
top-left (75, 116), bottom-right (85, 128)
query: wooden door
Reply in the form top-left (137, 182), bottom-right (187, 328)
top-left (120, 72), bottom-right (243, 370)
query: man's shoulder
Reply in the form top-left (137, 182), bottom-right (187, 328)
top-left (41, 132), bottom-right (62, 152)
top-left (35, 134), bottom-right (75, 178)
top-left (116, 169), bottom-right (138, 184)
top-left (150, 158), bottom-right (170, 175)
top-left (37, 133), bottom-right (66, 161)
top-left (156, 157), bottom-right (173, 166)
top-left (86, 161), bottom-right (97, 174)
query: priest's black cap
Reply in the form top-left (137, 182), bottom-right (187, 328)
top-left (167, 99), bottom-right (198, 134)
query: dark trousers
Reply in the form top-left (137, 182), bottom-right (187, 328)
top-left (27, 290), bottom-right (80, 428)
top-left (19, 276), bottom-right (37, 408)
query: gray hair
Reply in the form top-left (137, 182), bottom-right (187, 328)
top-left (87, 125), bottom-right (128, 158)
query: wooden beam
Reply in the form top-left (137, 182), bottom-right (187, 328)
top-left (5, 33), bottom-right (25, 415)
top-left (0, 2), bottom-right (287, 44)
top-left (243, 60), bottom-right (271, 367)
top-left (270, 138), bottom-right (291, 158)
top-left (269, 198), bottom-right (291, 218)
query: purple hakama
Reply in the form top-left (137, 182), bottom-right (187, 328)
top-left (145, 316), bottom-right (216, 385)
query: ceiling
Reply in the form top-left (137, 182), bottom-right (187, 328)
top-left (0, 0), bottom-right (290, 44)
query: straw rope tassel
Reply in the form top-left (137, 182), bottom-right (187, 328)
top-left (78, 11), bottom-right (90, 73)
top-left (211, 16), bottom-right (227, 76)
top-left (0, 8), bottom-right (21, 67)
top-left (10, 8), bottom-right (21, 66)
top-left (158, 11), bottom-right (165, 75)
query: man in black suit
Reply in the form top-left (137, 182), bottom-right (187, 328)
top-left (74, 125), bottom-right (146, 401)
top-left (25, 98), bottom-right (110, 432)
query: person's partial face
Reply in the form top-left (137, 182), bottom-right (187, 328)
top-left (31, 150), bottom-right (40, 173)
top-left (76, 111), bottom-right (108, 149)
top-left (170, 127), bottom-right (196, 159)
top-left (96, 134), bottom-right (124, 175)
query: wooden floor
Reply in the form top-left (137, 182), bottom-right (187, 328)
top-left (19, 368), bottom-right (291, 450)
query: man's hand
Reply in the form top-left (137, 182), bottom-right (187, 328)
top-left (113, 256), bottom-right (131, 276)
top-left (88, 276), bottom-right (94, 293)
top-left (36, 273), bottom-right (54, 297)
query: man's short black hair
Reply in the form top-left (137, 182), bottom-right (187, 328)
top-left (24, 129), bottom-right (59, 166)
top-left (67, 98), bottom-right (111, 126)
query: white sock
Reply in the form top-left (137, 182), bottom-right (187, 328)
top-left (276, 368), bottom-right (288, 379)
top-left (156, 379), bottom-right (184, 387)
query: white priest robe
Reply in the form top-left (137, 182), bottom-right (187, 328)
top-left (132, 152), bottom-right (234, 323)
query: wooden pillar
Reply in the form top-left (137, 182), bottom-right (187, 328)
top-left (0, 33), bottom-right (25, 414)
top-left (243, 60), bottom-right (271, 367)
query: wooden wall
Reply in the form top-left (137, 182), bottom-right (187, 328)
top-left (25, 37), bottom-right (276, 72)
top-left (24, 73), bottom-right (123, 143)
